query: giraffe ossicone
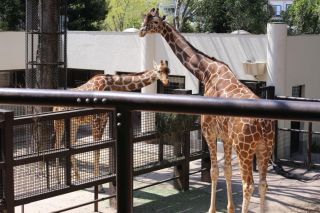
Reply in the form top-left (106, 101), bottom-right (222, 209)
top-left (53, 60), bottom-right (170, 183)
top-left (140, 8), bottom-right (275, 213)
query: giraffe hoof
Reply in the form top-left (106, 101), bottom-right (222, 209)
top-left (208, 208), bottom-right (216, 213)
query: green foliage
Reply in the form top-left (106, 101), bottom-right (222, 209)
top-left (194, 0), bottom-right (229, 33)
top-left (156, 112), bottom-right (198, 145)
top-left (68, 0), bottom-right (108, 31)
top-left (193, 0), bottom-right (272, 34)
top-left (0, 0), bottom-right (25, 31)
top-left (103, 0), bottom-right (158, 31)
top-left (284, 0), bottom-right (320, 34)
top-left (156, 113), bottom-right (198, 134)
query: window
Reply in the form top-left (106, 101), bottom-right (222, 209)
top-left (290, 85), bottom-right (305, 153)
top-left (286, 4), bottom-right (292, 10)
top-left (157, 75), bottom-right (186, 94)
top-left (272, 5), bottom-right (282, 16)
top-left (292, 85), bottom-right (305, 97)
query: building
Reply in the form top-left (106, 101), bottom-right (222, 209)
top-left (269, 0), bottom-right (293, 16)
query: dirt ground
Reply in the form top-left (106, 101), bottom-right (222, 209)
top-left (15, 153), bottom-right (320, 213)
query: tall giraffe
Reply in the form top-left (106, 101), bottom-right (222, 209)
top-left (140, 9), bottom-right (275, 213)
top-left (54, 60), bottom-right (170, 182)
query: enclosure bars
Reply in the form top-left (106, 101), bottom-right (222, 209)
top-left (25, 0), bottom-right (67, 90)
top-left (1, 88), bottom-right (320, 213)
top-left (0, 110), bottom-right (14, 213)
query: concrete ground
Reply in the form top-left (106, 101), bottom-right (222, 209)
top-left (15, 154), bottom-right (320, 213)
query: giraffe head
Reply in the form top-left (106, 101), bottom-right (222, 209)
top-left (139, 8), bottom-right (166, 37)
top-left (155, 60), bottom-right (170, 86)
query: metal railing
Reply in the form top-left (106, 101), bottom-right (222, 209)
top-left (0, 88), bottom-right (320, 213)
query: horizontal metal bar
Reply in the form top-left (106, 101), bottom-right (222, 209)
top-left (1, 88), bottom-right (320, 121)
top-left (51, 194), bottom-right (116, 213)
top-left (277, 96), bottom-right (320, 102)
top-left (133, 159), bottom-right (185, 176)
top-left (13, 108), bottom-right (110, 125)
top-left (14, 140), bottom-right (115, 166)
top-left (27, 61), bottom-right (64, 65)
top-left (278, 128), bottom-right (308, 133)
top-left (14, 175), bottom-right (115, 206)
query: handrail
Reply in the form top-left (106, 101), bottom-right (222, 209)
top-left (0, 88), bottom-right (320, 121)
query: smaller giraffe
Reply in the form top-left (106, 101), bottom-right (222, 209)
top-left (54, 60), bottom-right (170, 182)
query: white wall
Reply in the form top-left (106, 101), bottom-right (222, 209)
top-left (1, 30), bottom-right (319, 98)
top-left (286, 36), bottom-right (320, 99)
top-left (68, 31), bottom-right (142, 72)
top-left (0, 32), bottom-right (25, 70)
top-left (154, 33), bottom-right (267, 93)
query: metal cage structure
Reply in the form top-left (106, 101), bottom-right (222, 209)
top-left (25, 0), bottom-right (67, 90)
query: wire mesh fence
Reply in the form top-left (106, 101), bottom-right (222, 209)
top-left (0, 106), bottom-right (205, 210)
top-left (9, 108), bottom-right (115, 203)
top-left (276, 123), bottom-right (320, 166)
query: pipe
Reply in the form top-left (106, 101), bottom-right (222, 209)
top-left (0, 88), bottom-right (320, 121)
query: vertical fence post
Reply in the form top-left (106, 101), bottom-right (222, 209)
top-left (273, 121), bottom-right (279, 163)
top-left (115, 107), bottom-right (133, 213)
top-left (108, 111), bottom-right (117, 209)
top-left (0, 110), bottom-right (15, 213)
top-left (173, 131), bottom-right (190, 191)
top-left (183, 131), bottom-right (190, 191)
top-left (307, 122), bottom-right (312, 170)
top-left (65, 118), bottom-right (72, 186)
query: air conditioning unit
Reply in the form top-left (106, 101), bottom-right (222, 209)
top-left (242, 61), bottom-right (267, 76)
top-left (0, 72), bottom-right (11, 87)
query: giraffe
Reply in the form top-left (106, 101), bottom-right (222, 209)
top-left (53, 60), bottom-right (170, 183)
top-left (140, 8), bottom-right (275, 213)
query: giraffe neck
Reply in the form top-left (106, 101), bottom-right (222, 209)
top-left (77, 69), bottom-right (158, 91)
top-left (161, 22), bottom-right (230, 84)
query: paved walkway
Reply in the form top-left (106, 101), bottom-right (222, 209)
top-left (15, 154), bottom-right (320, 213)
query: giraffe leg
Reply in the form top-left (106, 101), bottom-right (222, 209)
top-left (92, 114), bottom-right (105, 177)
top-left (71, 121), bottom-right (80, 181)
top-left (93, 113), bottom-right (108, 192)
top-left (236, 151), bottom-right (255, 213)
top-left (256, 140), bottom-right (273, 213)
top-left (223, 141), bottom-right (235, 213)
top-left (201, 119), bottom-right (218, 213)
top-left (54, 120), bottom-right (64, 184)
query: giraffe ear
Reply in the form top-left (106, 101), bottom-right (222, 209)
top-left (165, 60), bottom-right (168, 66)
top-left (162, 15), bottom-right (166, 21)
top-left (155, 8), bottom-right (159, 16)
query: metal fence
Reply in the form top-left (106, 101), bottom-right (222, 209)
top-left (1, 88), bottom-right (320, 213)
top-left (274, 96), bottom-right (320, 168)
top-left (0, 100), bottom-right (205, 213)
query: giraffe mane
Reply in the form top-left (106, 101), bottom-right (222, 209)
top-left (164, 21), bottom-right (231, 69)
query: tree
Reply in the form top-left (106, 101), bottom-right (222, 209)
top-left (193, 0), bottom-right (272, 34)
top-left (0, 0), bottom-right (25, 31)
top-left (172, 0), bottom-right (197, 32)
top-left (285, 0), bottom-right (320, 34)
top-left (103, 0), bottom-right (157, 31)
top-left (194, 0), bottom-right (230, 33)
top-left (225, 0), bottom-right (272, 34)
top-left (68, 0), bottom-right (108, 30)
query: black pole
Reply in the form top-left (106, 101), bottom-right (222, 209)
top-left (0, 110), bottom-right (15, 213)
top-left (1, 88), bottom-right (320, 122)
top-left (115, 108), bottom-right (133, 213)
